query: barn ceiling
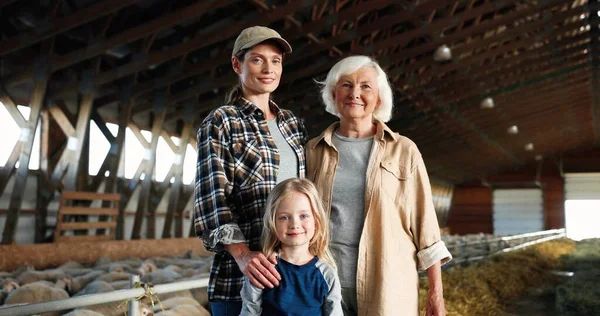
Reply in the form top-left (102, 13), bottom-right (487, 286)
top-left (1, 0), bottom-right (599, 184)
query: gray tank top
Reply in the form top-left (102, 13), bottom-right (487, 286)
top-left (267, 119), bottom-right (298, 184)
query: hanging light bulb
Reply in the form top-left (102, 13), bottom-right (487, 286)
top-left (480, 97), bottom-right (495, 109)
top-left (524, 143), bottom-right (534, 151)
top-left (433, 44), bottom-right (452, 62)
top-left (507, 125), bottom-right (519, 135)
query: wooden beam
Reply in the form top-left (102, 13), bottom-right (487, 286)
top-left (48, 104), bottom-right (76, 137)
top-left (102, 85), bottom-right (133, 239)
top-left (126, 0), bottom-right (395, 103)
top-left (162, 121), bottom-right (191, 238)
top-left (48, 70), bottom-right (95, 190)
top-left (0, 93), bottom-right (26, 127)
top-left (2, 0), bottom-right (236, 87)
top-left (1, 64), bottom-right (47, 244)
top-left (35, 109), bottom-right (50, 243)
top-left (0, 0), bottom-right (138, 57)
top-left (131, 99), bottom-right (167, 239)
top-left (90, 108), bottom-right (116, 144)
top-left (0, 142), bottom-right (22, 197)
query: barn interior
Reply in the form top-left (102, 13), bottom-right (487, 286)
top-left (1, 0), bottom-right (600, 315)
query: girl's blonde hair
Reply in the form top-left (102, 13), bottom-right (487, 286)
top-left (261, 178), bottom-right (337, 269)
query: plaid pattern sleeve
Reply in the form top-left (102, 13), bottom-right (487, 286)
top-left (194, 113), bottom-right (245, 253)
top-left (193, 100), bottom-right (307, 301)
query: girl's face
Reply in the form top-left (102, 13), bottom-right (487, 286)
top-left (333, 66), bottom-right (381, 122)
top-left (274, 191), bottom-right (316, 251)
top-left (232, 42), bottom-right (283, 97)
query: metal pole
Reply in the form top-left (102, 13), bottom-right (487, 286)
top-left (0, 276), bottom-right (209, 316)
top-left (128, 275), bottom-right (140, 316)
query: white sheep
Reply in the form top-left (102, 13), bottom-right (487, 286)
top-left (4, 282), bottom-right (69, 316)
top-left (74, 281), bottom-right (114, 296)
top-left (79, 302), bottom-right (153, 316)
top-left (0, 279), bottom-right (19, 305)
top-left (151, 296), bottom-right (200, 311)
top-left (154, 304), bottom-right (210, 316)
top-left (17, 269), bottom-right (67, 285)
top-left (65, 270), bottom-right (105, 294)
top-left (60, 309), bottom-right (104, 316)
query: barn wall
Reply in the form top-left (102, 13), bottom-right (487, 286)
top-left (448, 160), bottom-right (566, 235)
top-left (447, 185), bottom-right (493, 234)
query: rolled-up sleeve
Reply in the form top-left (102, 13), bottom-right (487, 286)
top-left (409, 152), bottom-right (452, 271)
top-left (193, 116), bottom-right (245, 252)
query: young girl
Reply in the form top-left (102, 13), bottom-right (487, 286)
top-left (240, 178), bottom-right (343, 316)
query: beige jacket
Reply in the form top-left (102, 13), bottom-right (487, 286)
top-left (306, 120), bottom-right (452, 316)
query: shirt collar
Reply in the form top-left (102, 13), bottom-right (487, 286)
top-left (311, 119), bottom-right (397, 149)
top-left (238, 97), bottom-right (284, 121)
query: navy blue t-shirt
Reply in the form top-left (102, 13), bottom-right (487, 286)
top-left (240, 256), bottom-right (343, 316)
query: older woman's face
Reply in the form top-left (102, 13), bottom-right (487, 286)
top-left (333, 66), bottom-right (380, 121)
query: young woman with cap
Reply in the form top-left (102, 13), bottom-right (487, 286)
top-left (193, 26), bottom-right (307, 316)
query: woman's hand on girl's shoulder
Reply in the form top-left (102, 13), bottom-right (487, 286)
top-left (236, 250), bottom-right (281, 289)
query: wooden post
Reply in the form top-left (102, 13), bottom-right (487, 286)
top-left (131, 92), bottom-right (166, 239)
top-left (35, 110), bottom-right (51, 243)
top-left (63, 70), bottom-right (95, 191)
top-left (162, 121), bottom-right (192, 238)
top-left (1, 58), bottom-right (48, 244)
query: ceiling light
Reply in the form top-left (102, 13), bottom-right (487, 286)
top-left (507, 125), bottom-right (519, 135)
top-left (433, 44), bottom-right (452, 62)
top-left (524, 143), bottom-right (534, 151)
top-left (480, 97), bottom-right (495, 109)
top-left (535, 155), bottom-right (543, 161)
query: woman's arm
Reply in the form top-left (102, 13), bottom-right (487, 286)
top-left (194, 114), bottom-right (280, 288)
top-left (426, 261), bottom-right (446, 316)
top-left (194, 118), bottom-right (243, 252)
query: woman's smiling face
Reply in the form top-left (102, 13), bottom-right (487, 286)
top-left (233, 42), bottom-right (283, 97)
top-left (333, 66), bottom-right (381, 122)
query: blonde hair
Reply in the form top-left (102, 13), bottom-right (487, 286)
top-left (261, 178), bottom-right (337, 269)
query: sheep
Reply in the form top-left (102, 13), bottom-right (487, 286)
top-left (74, 302), bottom-right (154, 316)
top-left (60, 310), bottom-right (105, 316)
top-left (4, 282), bottom-right (69, 316)
top-left (154, 304), bottom-right (210, 316)
top-left (138, 259), bottom-right (158, 276)
top-left (17, 269), bottom-right (67, 285)
top-left (151, 296), bottom-right (200, 311)
top-left (74, 281), bottom-right (114, 296)
top-left (0, 279), bottom-right (19, 305)
top-left (141, 272), bottom-right (176, 285)
top-left (96, 272), bottom-right (130, 283)
top-left (64, 270), bottom-right (105, 294)
top-left (58, 261), bottom-right (84, 270)
top-left (108, 280), bottom-right (131, 290)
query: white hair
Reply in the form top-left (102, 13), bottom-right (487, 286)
top-left (318, 55), bottom-right (394, 122)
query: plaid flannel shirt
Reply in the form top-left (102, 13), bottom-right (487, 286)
top-left (194, 98), bottom-right (307, 301)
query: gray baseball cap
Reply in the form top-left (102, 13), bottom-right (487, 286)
top-left (232, 26), bottom-right (292, 56)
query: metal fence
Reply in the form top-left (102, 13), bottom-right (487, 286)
top-left (0, 229), bottom-right (567, 316)
top-left (0, 274), bottom-right (209, 316)
top-left (445, 228), bottom-right (567, 265)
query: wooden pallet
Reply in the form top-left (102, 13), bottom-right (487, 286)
top-left (54, 191), bottom-right (121, 243)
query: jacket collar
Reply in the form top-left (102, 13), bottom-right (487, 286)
top-left (311, 119), bottom-right (397, 149)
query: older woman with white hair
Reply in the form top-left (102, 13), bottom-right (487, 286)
top-left (306, 55), bottom-right (452, 316)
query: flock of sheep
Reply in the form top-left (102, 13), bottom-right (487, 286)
top-left (0, 251), bottom-right (213, 316)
